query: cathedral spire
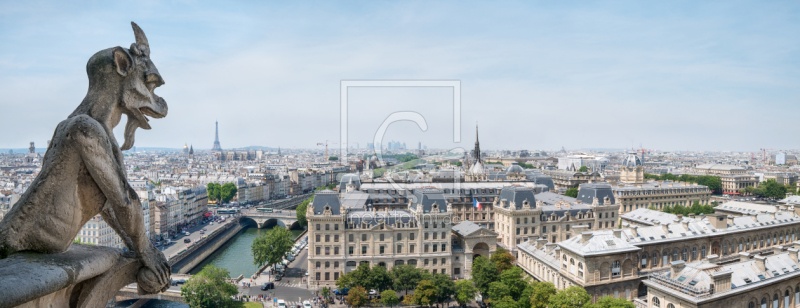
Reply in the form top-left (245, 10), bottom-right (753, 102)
top-left (473, 124), bottom-right (481, 163)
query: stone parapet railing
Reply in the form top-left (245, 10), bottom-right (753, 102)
top-left (0, 244), bottom-right (143, 308)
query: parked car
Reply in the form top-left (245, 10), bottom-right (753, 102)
top-left (278, 300), bottom-right (286, 308)
top-left (334, 288), bottom-right (349, 295)
top-left (305, 271), bottom-right (309, 276)
top-left (275, 275), bottom-right (282, 281)
top-left (261, 282), bottom-right (274, 290)
top-left (369, 289), bottom-right (378, 296)
top-left (183, 238), bottom-right (191, 243)
top-left (203, 228), bottom-right (207, 231)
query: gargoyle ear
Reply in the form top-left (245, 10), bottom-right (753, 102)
top-left (112, 47), bottom-right (132, 77)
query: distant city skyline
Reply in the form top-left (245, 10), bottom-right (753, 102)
top-left (1, 1), bottom-right (799, 151)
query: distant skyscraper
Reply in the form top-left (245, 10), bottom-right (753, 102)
top-left (211, 121), bottom-right (222, 152)
top-left (418, 142), bottom-right (421, 150)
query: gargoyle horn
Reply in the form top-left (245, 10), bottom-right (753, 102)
top-left (131, 21), bottom-right (149, 49)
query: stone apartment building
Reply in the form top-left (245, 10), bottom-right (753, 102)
top-left (645, 248), bottom-right (800, 308)
top-left (694, 164), bottom-right (757, 194)
top-left (306, 188), bottom-right (499, 287)
top-left (517, 208), bottom-right (800, 303)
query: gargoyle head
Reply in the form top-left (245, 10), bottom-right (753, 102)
top-left (81, 22), bottom-right (168, 150)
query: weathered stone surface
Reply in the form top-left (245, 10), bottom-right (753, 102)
top-left (0, 21), bottom-right (171, 308)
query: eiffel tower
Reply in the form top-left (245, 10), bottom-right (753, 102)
top-left (211, 121), bottom-right (222, 152)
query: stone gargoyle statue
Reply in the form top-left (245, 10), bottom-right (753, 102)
top-left (0, 22), bottom-right (170, 307)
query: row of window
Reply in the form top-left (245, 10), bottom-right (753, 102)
top-left (315, 243), bottom-right (448, 255)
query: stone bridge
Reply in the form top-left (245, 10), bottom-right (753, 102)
top-left (240, 212), bottom-right (301, 229)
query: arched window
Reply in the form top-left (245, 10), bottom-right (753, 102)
top-left (667, 304), bottom-right (675, 308)
top-left (761, 236), bottom-right (765, 247)
top-left (701, 246), bottom-right (707, 258)
top-left (570, 258), bottom-right (575, 265)
top-left (723, 243), bottom-right (728, 255)
top-left (673, 250), bottom-right (678, 261)
top-left (652, 253), bottom-right (659, 267)
top-left (773, 294), bottom-right (779, 308)
top-left (748, 302), bottom-right (754, 308)
top-left (739, 240), bottom-right (743, 252)
top-left (692, 247), bottom-right (697, 260)
top-left (747, 239), bottom-right (751, 250)
top-left (346, 261), bottom-right (357, 266)
top-left (652, 297), bottom-right (660, 308)
top-left (795, 287), bottom-right (799, 306)
top-left (579, 262), bottom-right (583, 270)
top-left (784, 290), bottom-right (790, 308)
top-left (641, 254), bottom-right (648, 268)
top-left (761, 297), bottom-right (767, 308)
top-left (682, 248), bottom-right (688, 260)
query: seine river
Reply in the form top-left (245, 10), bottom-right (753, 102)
top-left (115, 226), bottom-right (304, 308)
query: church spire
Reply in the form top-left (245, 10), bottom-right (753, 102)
top-left (473, 124), bottom-right (481, 163)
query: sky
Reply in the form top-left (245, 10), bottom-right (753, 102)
top-left (0, 1), bottom-right (798, 152)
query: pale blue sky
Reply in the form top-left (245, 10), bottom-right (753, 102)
top-left (0, 1), bottom-right (798, 152)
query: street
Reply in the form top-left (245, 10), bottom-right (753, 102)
top-left (160, 218), bottom-right (234, 260)
top-left (241, 239), bottom-right (313, 306)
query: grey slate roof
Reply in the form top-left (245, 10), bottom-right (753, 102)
top-left (577, 183), bottom-right (616, 205)
top-left (410, 188), bottom-right (448, 213)
top-left (346, 209), bottom-right (416, 227)
top-left (452, 220), bottom-right (482, 237)
top-left (312, 190), bottom-right (341, 215)
top-left (498, 186), bottom-right (537, 209)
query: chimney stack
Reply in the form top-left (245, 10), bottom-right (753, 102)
top-left (661, 223), bottom-right (670, 234)
top-left (581, 232), bottom-right (593, 244)
top-left (631, 226), bottom-right (639, 237)
top-left (689, 213), bottom-right (695, 219)
top-left (793, 241), bottom-right (800, 250)
top-left (613, 229), bottom-right (622, 239)
top-left (670, 260), bottom-right (685, 278)
top-left (774, 245), bottom-right (784, 255)
top-left (706, 214), bottom-right (728, 230)
top-left (711, 269), bottom-right (733, 293)
top-left (573, 225), bottom-right (588, 236)
top-left (707, 254), bottom-right (719, 263)
top-left (754, 255), bottom-right (766, 271)
top-left (739, 252), bottom-right (750, 262)
top-left (783, 248), bottom-right (800, 263)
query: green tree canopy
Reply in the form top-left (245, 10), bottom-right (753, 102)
top-left (410, 280), bottom-right (439, 307)
top-left (455, 280), bottom-right (479, 306)
top-left (491, 247), bottom-right (517, 272)
top-left (369, 265), bottom-right (394, 292)
top-left (381, 290), bottom-right (401, 308)
top-left (251, 226), bottom-right (293, 268)
top-left (296, 198), bottom-right (309, 227)
top-left (431, 273), bottom-right (456, 304)
top-left (346, 286), bottom-right (369, 308)
top-left (181, 265), bottom-right (238, 308)
top-left (220, 183), bottom-right (238, 203)
top-left (329, 156), bottom-right (338, 161)
top-left (578, 166), bottom-right (589, 172)
top-left (391, 264), bottom-right (430, 294)
top-left (349, 263), bottom-right (374, 290)
top-left (593, 296), bottom-right (636, 308)
top-left (548, 286), bottom-right (592, 308)
top-left (471, 256), bottom-right (499, 296)
top-left (487, 281), bottom-right (511, 305)
top-left (529, 281), bottom-right (557, 308)
top-left (499, 267), bottom-right (528, 299)
top-left (564, 188), bottom-right (579, 198)
top-left (207, 183), bottom-right (221, 202)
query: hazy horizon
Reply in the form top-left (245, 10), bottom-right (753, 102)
top-left (1, 1), bottom-right (798, 152)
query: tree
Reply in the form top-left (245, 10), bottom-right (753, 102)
top-left (220, 182), bottom-right (238, 203)
top-left (471, 256), bottom-right (499, 296)
top-left (455, 280), bottom-right (478, 307)
top-left (499, 267), bottom-right (527, 299)
top-left (529, 281), bottom-right (557, 308)
top-left (548, 286), bottom-right (592, 308)
top-left (381, 290), bottom-right (401, 308)
top-left (350, 263), bottom-right (374, 290)
top-left (296, 199), bottom-right (309, 227)
top-left (251, 226), bottom-right (293, 268)
top-left (578, 166), bottom-right (589, 172)
top-left (391, 264), bottom-right (430, 294)
top-left (369, 265), bottom-right (394, 292)
top-left (432, 273), bottom-right (457, 305)
top-left (321, 287), bottom-right (332, 302)
top-left (487, 281), bottom-right (510, 304)
top-left (336, 271), bottom-right (353, 290)
top-left (410, 280), bottom-right (439, 307)
top-left (207, 183), bottom-right (221, 202)
top-left (181, 265), bottom-right (238, 308)
top-left (329, 156), bottom-right (339, 161)
top-left (491, 247), bottom-right (516, 272)
top-left (492, 296), bottom-right (518, 308)
top-left (346, 286), bottom-right (369, 308)
top-left (564, 188), bottom-right (579, 198)
top-left (593, 296), bottom-right (635, 308)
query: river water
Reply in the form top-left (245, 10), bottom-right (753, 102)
top-left (118, 226), bottom-right (304, 308)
